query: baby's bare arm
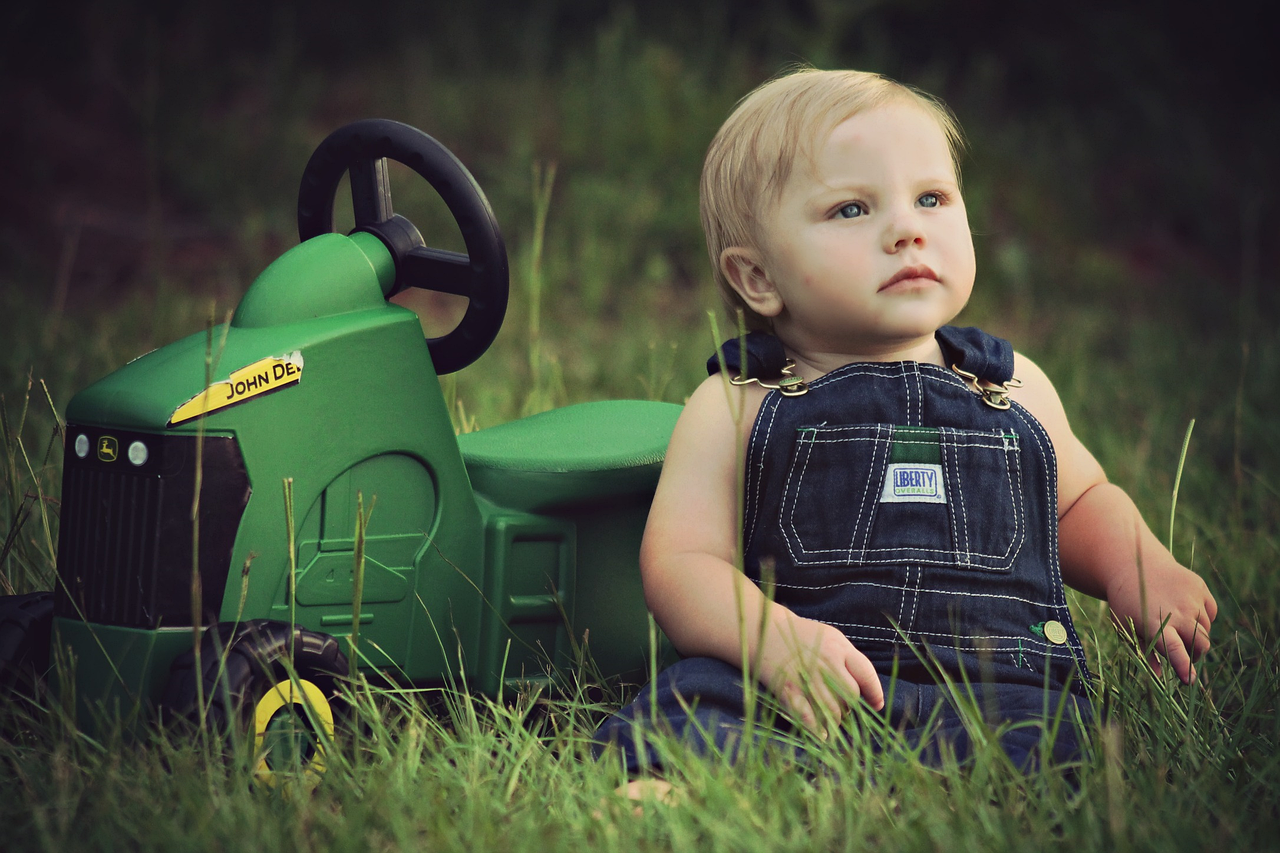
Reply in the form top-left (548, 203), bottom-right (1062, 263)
top-left (1012, 353), bottom-right (1217, 683)
top-left (641, 376), bottom-right (884, 728)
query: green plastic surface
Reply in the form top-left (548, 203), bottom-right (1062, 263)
top-left (232, 231), bottom-right (395, 328)
top-left (458, 400), bottom-right (682, 511)
top-left (52, 619), bottom-right (193, 729)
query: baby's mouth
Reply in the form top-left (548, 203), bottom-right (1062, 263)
top-left (879, 265), bottom-right (939, 291)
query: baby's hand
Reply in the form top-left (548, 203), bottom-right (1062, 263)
top-left (1105, 558), bottom-right (1217, 684)
top-left (757, 613), bottom-right (885, 735)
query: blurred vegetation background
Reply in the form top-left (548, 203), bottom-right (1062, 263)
top-left (2, 0), bottom-right (1277, 590)
top-left (4, 1), bottom-right (1276, 359)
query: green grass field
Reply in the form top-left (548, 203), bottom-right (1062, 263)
top-left (3, 4), bottom-right (1278, 850)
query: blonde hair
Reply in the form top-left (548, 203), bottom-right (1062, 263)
top-left (699, 66), bottom-right (965, 331)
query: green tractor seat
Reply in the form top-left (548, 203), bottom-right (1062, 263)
top-left (458, 400), bottom-right (682, 512)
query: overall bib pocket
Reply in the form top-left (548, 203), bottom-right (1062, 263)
top-left (780, 424), bottom-right (1026, 571)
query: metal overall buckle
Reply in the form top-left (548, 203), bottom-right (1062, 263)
top-left (951, 364), bottom-right (1023, 410)
top-left (730, 359), bottom-right (810, 397)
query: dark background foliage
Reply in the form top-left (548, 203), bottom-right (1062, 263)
top-left (3, 0), bottom-right (1275, 320)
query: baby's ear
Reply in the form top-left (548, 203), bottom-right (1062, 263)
top-left (720, 247), bottom-right (784, 318)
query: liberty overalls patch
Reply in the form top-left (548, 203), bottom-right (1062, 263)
top-left (880, 426), bottom-right (946, 504)
top-left (881, 464), bottom-right (945, 502)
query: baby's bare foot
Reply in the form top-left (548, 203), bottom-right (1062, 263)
top-left (619, 778), bottom-right (678, 804)
top-left (593, 778), bottom-right (681, 818)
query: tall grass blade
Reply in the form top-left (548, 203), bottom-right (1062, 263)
top-left (350, 491), bottom-right (374, 680)
top-left (284, 477), bottom-right (297, 662)
top-left (1169, 418), bottom-right (1195, 554)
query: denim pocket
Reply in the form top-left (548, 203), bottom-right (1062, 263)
top-left (780, 424), bottom-right (1025, 571)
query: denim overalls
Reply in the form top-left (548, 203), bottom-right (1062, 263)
top-left (594, 327), bottom-right (1092, 773)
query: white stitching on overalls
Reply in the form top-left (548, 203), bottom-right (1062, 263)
top-left (743, 393), bottom-right (781, 555)
top-left (781, 424), bottom-right (815, 564)
top-left (828, 619), bottom-right (1074, 652)
top-left (906, 564), bottom-right (922, 631)
top-left (853, 425), bottom-right (891, 563)
top-left (781, 428), bottom-right (1023, 566)
top-left (944, 431), bottom-right (970, 567)
top-left (765, 576), bottom-right (1062, 609)
top-left (1010, 401), bottom-right (1091, 676)
top-left (904, 362), bottom-right (914, 430)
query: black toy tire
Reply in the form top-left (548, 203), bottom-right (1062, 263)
top-left (162, 620), bottom-right (349, 787)
top-left (296, 118), bottom-right (510, 375)
top-left (0, 591), bottom-right (53, 700)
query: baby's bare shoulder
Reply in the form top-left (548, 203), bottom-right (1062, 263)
top-left (1009, 350), bottom-right (1108, 512)
top-left (679, 373), bottom-right (771, 447)
top-left (645, 376), bottom-right (768, 560)
top-left (1010, 351), bottom-right (1067, 423)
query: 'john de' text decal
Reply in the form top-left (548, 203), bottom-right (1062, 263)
top-left (169, 351), bottom-right (303, 426)
top-left (879, 462), bottom-right (947, 504)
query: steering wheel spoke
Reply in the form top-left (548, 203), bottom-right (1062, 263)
top-left (350, 157), bottom-right (394, 226)
top-left (402, 247), bottom-right (472, 296)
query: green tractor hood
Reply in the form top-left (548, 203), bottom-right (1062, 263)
top-left (66, 231), bottom-right (397, 432)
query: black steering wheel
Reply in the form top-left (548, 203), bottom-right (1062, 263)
top-left (297, 119), bottom-right (509, 375)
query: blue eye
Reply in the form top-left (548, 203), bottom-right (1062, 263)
top-left (918, 193), bottom-right (940, 208)
top-left (836, 202), bottom-right (866, 219)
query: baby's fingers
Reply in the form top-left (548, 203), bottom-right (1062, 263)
top-left (1190, 610), bottom-right (1213, 661)
top-left (843, 652), bottom-right (885, 711)
top-left (777, 682), bottom-right (819, 732)
top-left (779, 680), bottom-right (839, 735)
top-left (1157, 625), bottom-right (1196, 684)
top-left (1186, 623), bottom-right (1211, 665)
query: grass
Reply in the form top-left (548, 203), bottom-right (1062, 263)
top-left (0, 627), bottom-right (1275, 852)
top-left (4, 7), bottom-right (1280, 851)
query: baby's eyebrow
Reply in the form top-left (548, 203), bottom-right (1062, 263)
top-left (814, 181), bottom-right (876, 198)
top-left (902, 172), bottom-right (960, 187)
top-left (818, 174), bottom-right (958, 193)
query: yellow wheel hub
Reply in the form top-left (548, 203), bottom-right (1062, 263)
top-left (252, 677), bottom-right (334, 790)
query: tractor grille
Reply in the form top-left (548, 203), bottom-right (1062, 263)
top-left (55, 426), bottom-right (251, 629)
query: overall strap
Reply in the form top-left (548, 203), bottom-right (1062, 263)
top-left (707, 332), bottom-right (790, 379)
top-left (935, 326), bottom-right (1016, 386)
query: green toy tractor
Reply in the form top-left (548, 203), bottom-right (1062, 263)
top-left (0, 120), bottom-right (680, 781)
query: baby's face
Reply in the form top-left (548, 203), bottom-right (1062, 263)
top-left (756, 102), bottom-right (976, 358)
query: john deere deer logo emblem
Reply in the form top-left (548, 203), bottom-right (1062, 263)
top-left (97, 436), bottom-right (118, 462)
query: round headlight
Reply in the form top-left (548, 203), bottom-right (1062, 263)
top-left (74, 434), bottom-right (89, 458)
top-left (127, 440), bottom-right (149, 466)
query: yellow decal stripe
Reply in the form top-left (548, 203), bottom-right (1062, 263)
top-left (169, 351), bottom-right (303, 426)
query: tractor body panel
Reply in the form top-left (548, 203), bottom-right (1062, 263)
top-left (51, 620), bottom-right (193, 727)
top-left (459, 400), bottom-right (682, 694)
